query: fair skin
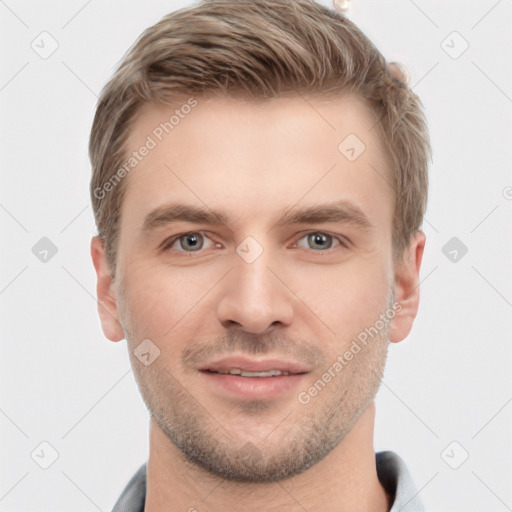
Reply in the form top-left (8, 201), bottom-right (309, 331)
top-left (92, 93), bottom-right (425, 512)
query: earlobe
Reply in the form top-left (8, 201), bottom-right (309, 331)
top-left (389, 230), bottom-right (426, 343)
top-left (90, 236), bottom-right (125, 342)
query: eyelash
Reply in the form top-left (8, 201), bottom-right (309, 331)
top-left (160, 231), bottom-right (349, 255)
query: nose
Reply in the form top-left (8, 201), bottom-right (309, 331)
top-left (215, 244), bottom-right (294, 334)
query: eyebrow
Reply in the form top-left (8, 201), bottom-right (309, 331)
top-left (142, 200), bottom-right (374, 234)
top-left (273, 201), bottom-right (373, 231)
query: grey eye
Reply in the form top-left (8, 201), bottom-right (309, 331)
top-left (177, 232), bottom-right (204, 251)
top-left (307, 233), bottom-right (333, 250)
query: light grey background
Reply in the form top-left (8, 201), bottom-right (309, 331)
top-left (1, 0), bottom-right (511, 511)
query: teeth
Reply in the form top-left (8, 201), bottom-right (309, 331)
top-left (214, 369), bottom-right (290, 377)
top-left (217, 368), bottom-right (241, 375)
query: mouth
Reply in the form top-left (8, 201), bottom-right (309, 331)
top-left (203, 368), bottom-right (298, 377)
top-left (200, 356), bottom-right (310, 376)
top-left (198, 356), bottom-right (310, 399)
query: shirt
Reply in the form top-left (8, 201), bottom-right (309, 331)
top-left (111, 450), bottom-right (425, 511)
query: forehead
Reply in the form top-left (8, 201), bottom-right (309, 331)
top-left (120, 93), bottom-right (394, 233)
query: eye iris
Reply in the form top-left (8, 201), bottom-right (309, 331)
top-left (308, 233), bottom-right (332, 250)
top-left (181, 233), bottom-right (203, 251)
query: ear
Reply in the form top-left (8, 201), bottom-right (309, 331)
top-left (90, 236), bottom-right (125, 342)
top-left (389, 230), bottom-right (426, 343)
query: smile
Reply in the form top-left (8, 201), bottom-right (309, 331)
top-left (205, 368), bottom-right (293, 377)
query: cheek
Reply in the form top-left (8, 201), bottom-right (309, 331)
top-left (293, 259), bottom-right (391, 340)
top-left (120, 260), bottom-right (213, 338)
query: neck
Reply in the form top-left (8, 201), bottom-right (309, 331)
top-left (144, 401), bottom-right (390, 512)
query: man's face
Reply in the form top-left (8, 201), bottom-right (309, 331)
top-left (97, 93), bottom-right (410, 482)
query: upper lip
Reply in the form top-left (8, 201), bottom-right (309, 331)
top-left (199, 356), bottom-right (310, 374)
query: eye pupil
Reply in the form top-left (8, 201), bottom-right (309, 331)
top-left (308, 233), bottom-right (332, 250)
top-left (181, 233), bottom-right (203, 250)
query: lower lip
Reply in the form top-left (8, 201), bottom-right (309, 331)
top-left (199, 371), bottom-right (307, 400)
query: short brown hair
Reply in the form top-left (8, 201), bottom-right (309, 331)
top-left (89, 0), bottom-right (431, 275)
